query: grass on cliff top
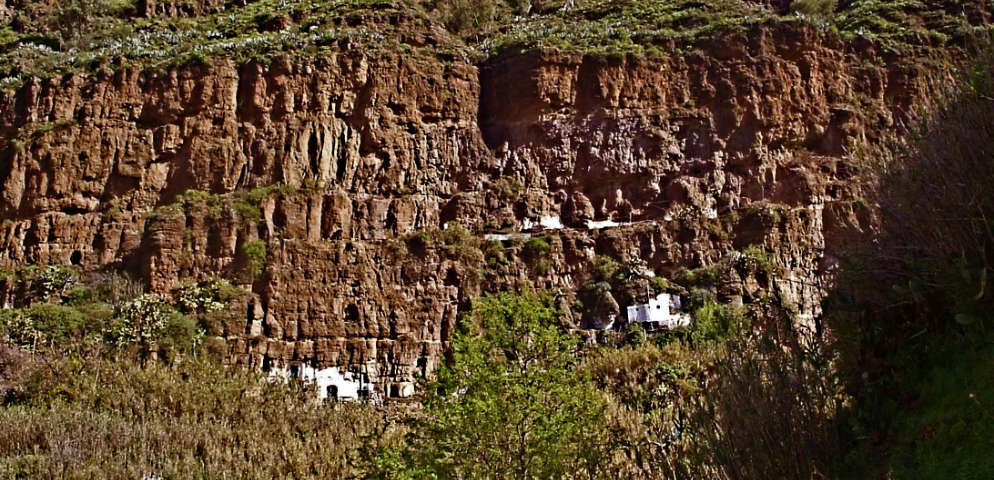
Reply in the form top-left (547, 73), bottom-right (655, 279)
top-left (477, 0), bottom-right (986, 58)
top-left (2, 0), bottom-right (987, 87)
top-left (0, 0), bottom-right (463, 89)
top-left (478, 0), bottom-right (779, 57)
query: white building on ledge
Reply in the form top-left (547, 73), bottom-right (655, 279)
top-left (626, 293), bottom-right (690, 331)
top-left (269, 365), bottom-right (372, 401)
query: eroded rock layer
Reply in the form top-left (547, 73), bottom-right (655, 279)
top-left (0, 20), bottom-right (964, 396)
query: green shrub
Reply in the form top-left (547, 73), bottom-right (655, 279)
top-left (0, 304), bottom-right (91, 349)
top-left (0, 355), bottom-right (392, 479)
top-left (625, 322), bottom-right (647, 346)
top-left (241, 240), bottom-right (268, 279)
top-left (483, 240), bottom-right (508, 268)
top-left (594, 255), bottom-right (620, 282)
top-left (145, 202), bottom-right (185, 223)
top-left (157, 310), bottom-right (201, 361)
top-left (522, 237), bottom-right (551, 274)
top-left (105, 294), bottom-right (170, 349)
top-left (741, 245), bottom-right (775, 274)
top-left (230, 184), bottom-right (294, 225)
top-left (33, 265), bottom-right (76, 301)
top-left (405, 231), bottom-right (433, 256)
top-left (438, 0), bottom-right (499, 34)
top-left (233, 200), bottom-right (262, 224)
top-left (439, 223), bottom-right (484, 267)
top-left (522, 237), bottom-right (550, 258)
top-left (649, 275), bottom-right (676, 294)
top-left (676, 265), bottom-right (719, 287)
top-left (825, 45), bottom-right (994, 477)
top-left (180, 189), bottom-right (222, 218)
top-left (62, 286), bottom-right (93, 306)
top-left (584, 341), bottom-right (695, 413)
top-left (93, 272), bottom-right (144, 305)
top-left (684, 326), bottom-right (843, 479)
top-left (175, 277), bottom-right (245, 314)
top-left (690, 300), bottom-right (748, 344)
top-left (493, 176), bottom-right (524, 202)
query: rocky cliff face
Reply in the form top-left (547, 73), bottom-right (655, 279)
top-left (0, 15), bottom-right (964, 396)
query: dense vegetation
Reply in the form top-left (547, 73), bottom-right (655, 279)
top-left (0, 278), bottom-right (829, 478)
top-left (827, 44), bottom-right (994, 477)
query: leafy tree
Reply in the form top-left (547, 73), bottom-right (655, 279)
top-left (373, 292), bottom-right (613, 479)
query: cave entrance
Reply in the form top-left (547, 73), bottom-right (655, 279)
top-left (345, 304), bottom-right (360, 323)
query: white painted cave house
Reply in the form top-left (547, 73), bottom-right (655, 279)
top-left (627, 293), bottom-right (691, 331)
top-left (268, 364), bottom-right (414, 402)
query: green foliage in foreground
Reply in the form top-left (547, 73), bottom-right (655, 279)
top-left (0, 286), bottom-right (848, 479)
top-left (373, 292), bottom-right (613, 479)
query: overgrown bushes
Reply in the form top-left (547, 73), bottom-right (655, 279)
top-left (0, 267), bottom-right (240, 361)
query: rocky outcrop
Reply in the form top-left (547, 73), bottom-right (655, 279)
top-left (0, 17), bottom-right (965, 396)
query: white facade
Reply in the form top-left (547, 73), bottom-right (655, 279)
top-left (626, 293), bottom-right (690, 330)
top-left (483, 232), bottom-right (532, 241)
top-left (586, 219), bottom-right (621, 229)
top-left (523, 215), bottom-right (565, 231)
top-left (269, 365), bottom-right (369, 401)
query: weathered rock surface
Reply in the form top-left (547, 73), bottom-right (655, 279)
top-left (0, 18), bottom-right (968, 396)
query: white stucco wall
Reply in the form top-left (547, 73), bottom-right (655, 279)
top-left (627, 293), bottom-right (690, 329)
top-left (269, 365), bottom-right (366, 401)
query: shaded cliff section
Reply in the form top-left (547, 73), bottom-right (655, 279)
top-left (0, 18), bottom-right (970, 394)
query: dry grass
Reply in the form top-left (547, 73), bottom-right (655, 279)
top-left (0, 346), bottom-right (404, 479)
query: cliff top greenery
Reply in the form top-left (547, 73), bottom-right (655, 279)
top-left (0, 0), bottom-right (989, 87)
top-left (477, 0), bottom-right (985, 57)
top-left (0, 0), bottom-right (464, 89)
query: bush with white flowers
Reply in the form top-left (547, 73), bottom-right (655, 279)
top-left (107, 294), bottom-right (169, 348)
